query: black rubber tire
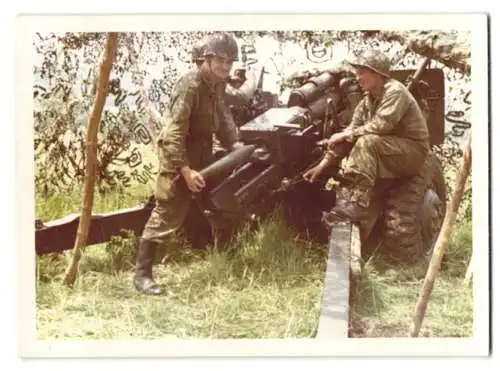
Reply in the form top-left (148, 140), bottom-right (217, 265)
top-left (379, 153), bottom-right (446, 263)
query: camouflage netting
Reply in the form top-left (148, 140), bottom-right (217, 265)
top-left (282, 30), bottom-right (471, 88)
top-left (364, 30), bottom-right (471, 75)
top-left (33, 30), bottom-right (471, 204)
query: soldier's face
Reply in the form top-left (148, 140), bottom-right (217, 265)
top-left (209, 56), bottom-right (234, 81)
top-left (355, 67), bottom-right (379, 92)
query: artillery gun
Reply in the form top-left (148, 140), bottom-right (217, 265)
top-left (35, 59), bottom-right (446, 264)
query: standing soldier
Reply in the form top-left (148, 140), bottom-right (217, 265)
top-left (303, 49), bottom-right (430, 222)
top-left (134, 32), bottom-right (244, 295)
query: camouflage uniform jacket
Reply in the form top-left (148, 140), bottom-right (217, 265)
top-left (156, 68), bottom-right (240, 174)
top-left (347, 78), bottom-right (430, 147)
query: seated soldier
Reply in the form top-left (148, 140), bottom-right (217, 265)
top-left (303, 49), bottom-right (430, 223)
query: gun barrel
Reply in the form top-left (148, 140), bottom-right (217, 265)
top-left (200, 144), bottom-right (256, 181)
top-left (288, 71), bottom-right (337, 108)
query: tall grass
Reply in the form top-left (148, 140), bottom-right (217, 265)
top-left (35, 182), bottom-right (473, 339)
top-left (351, 220), bottom-right (473, 337)
top-left (36, 203), bottom-right (329, 339)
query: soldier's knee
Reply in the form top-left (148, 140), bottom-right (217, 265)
top-left (358, 134), bottom-right (382, 145)
top-left (354, 134), bottom-right (382, 150)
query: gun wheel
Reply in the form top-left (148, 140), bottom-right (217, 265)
top-left (379, 153), bottom-right (446, 263)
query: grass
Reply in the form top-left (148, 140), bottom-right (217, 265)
top-left (350, 223), bottom-right (473, 337)
top-left (36, 204), bottom-right (328, 339)
top-left (35, 184), bottom-right (473, 340)
top-left (35, 182), bottom-right (153, 221)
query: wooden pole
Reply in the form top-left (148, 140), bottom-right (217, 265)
top-left (62, 33), bottom-right (119, 286)
top-left (464, 247), bottom-right (474, 284)
top-left (409, 132), bottom-right (472, 337)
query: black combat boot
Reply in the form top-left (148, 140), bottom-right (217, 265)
top-left (134, 238), bottom-right (163, 295)
top-left (328, 175), bottom-right (373, 223)
top-left (329, 198), bottom-right (370, 223)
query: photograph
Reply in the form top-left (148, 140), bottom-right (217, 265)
top-left (17, 13), bottom-right (490, 358)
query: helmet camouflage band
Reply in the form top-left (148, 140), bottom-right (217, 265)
top-left (203, 32), bottom-right (239, 61)
top-left (348, 49), bottom-right (392, 78)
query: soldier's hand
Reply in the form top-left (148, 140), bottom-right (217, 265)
top-left (320, 130), bottom-right (353, 149)
top-left (181, 168), bottom-right (206, 193)
top-left (303, 165), bottom-right (324, 183)
top-left (326, 132), bottom-right (347, 147)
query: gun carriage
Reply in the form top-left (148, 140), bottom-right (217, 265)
top-left (35, 60), bottom-right (446, 263)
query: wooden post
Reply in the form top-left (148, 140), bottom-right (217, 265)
top-left (464, 247), bottom-right (474, 284)
top-left (62, 33), bottom-right (119, 286)
top-left (409, 132), bottom-right (472, 337)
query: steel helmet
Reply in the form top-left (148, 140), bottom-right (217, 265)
top-left (203, 32), bottom-right (239, 61)
top-left (348, 49), bottom-right (392, 78)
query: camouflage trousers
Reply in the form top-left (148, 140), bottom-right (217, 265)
top-left (141, 172), bottom-right (235, 249)
top-left (337, 134), bottom-right (429, 207)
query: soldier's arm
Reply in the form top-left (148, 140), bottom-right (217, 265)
top-left (345, 98), bottom-right (367, 131)
top-left (215, 89), bottom-right (240, 150)
top-left (157, 79), bottom-right (197, 171)
top-left (350, 90), bottom-right (410, 137)
top-left (319, 98), bottom-right (367, 163)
